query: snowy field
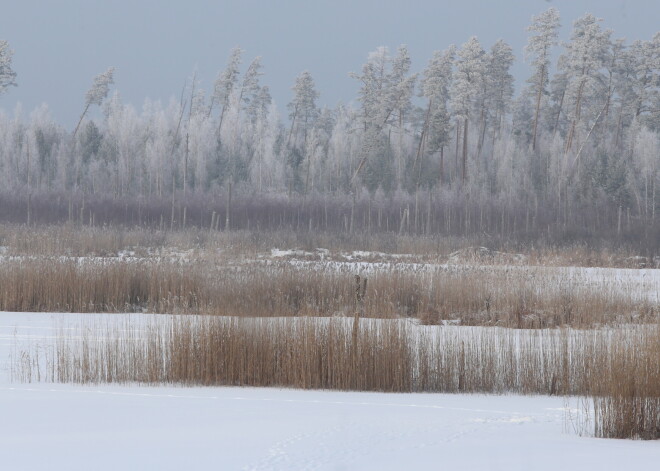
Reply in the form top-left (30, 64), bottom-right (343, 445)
top-left (2, 312), bottom-right (659, 470)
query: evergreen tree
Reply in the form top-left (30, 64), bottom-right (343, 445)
top-left (212, 46), bottom-right (243, 132)
top-left (524, 7), bottom-right (560, 151)
top-left (0, 39), bottom-right (17, 94)
top-left (450, 36), bottom-right (486, 183)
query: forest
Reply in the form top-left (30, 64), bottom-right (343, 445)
top-left (0, 8), bottom-right (658, 250)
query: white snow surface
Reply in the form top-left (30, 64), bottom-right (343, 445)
top-left (1, 311), bottom-right (659, 471)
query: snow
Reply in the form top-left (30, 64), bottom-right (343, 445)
top-left (1, 311), bottom-right (659, 469)
top-left (2, 384), bottom-right (659, 471)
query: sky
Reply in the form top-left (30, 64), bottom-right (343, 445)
top-left (0, 0), bottom-right (658, 128)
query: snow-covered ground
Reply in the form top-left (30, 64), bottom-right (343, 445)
top-left (1, 312), bottom-right (659, 470)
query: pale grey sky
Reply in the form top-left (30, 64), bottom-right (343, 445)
top-left (0, 0), bottom-right (657, 127)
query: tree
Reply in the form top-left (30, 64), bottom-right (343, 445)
top-left (388, 45), bottom-right (417, 185)
top-left (350, 46), bottom-right (416, 189)
top-left (558, 14), bottom-right (611, 154)
top-left (73, 67), bottom-right (115, 137)
top-left (287, 71), bottom-right (319, 193)
top-left (419, 45), bottom-right (455, 184)
top-left (232, 56), bottom-right (263, 137)
top-left (525, 7), bottom-right (560, 151)
top-left (247, 85), bottom-right (272, 125)
top-left (480, 39), bottom-right (514, 155)
top-left (450, 37), bottom-right (486, 183)
top-left (613, 36), bottom-right (659, 133)
top-left (211, 47), bottom-right (242, 132)
top-left (648, 33), bottom-right (660, 132)
top-left (0, 40), bottom-right (17, 94)
top-left (287, 71), bottom-right (319, 148)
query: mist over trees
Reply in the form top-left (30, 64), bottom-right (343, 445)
top-left (0, 8), bottom-right (659, 249)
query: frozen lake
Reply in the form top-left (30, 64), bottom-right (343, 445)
top-left (1, 312), bottom-right (658, 470)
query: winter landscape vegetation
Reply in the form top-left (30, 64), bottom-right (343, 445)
top-left (0, 3), bottom-right (659, 470)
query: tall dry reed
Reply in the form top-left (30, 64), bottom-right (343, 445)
top-left (0, 257), bottom-right (655, 329)
top-left (19, 318), bottom-right (659, 439)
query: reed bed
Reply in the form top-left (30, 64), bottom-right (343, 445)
top-left (0, 259), bottom-right (206, 313)
top-left (16, 317), bottom-right (659, 439)
top-left (0, 257), bottom-right (656, 328)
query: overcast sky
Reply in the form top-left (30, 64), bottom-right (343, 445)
top-left (0, 0), bottom-right (657, 127)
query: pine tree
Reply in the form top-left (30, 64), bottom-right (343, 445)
top-left (0, 40), bottom-right (17, 94)
top-left (211, 47), bottom-right (243, 133)
top-left (73, 67), bottom-right (115, 138)
top-left (419, 45), bottom-right (455, 184)
top-left (450, 36), bottom-right (486, 183)
top-left (559, 14), bottom-right (611, 154)
top-left (287, 71), bottom-right (319, 148)
top-left (287, 71), bottom-right (319, 194)
top-left (350, 46), bottom-right (415, 190)
top-left (524, 7), bottom-right (560, 151)
top-left (482, 39), bottom-right (514, 152)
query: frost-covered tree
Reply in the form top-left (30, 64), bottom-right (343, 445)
top-left (211, 47), bottom-right (242, 131)
top-left (387, 45), bottom-right (417, 129)
top-left (73, 67), bottom-right (115, 137)
top-left (558, 14), bottom-right (611, 154)
top-left (388, 45), bottom-right (417, 185)
top-left (617, 37), bottom-right (660, 131)
top-left (238, 57), bottom-right (263, 115)
top-left (419, 45), bottom-right (455, 183)
top-left (247, 85), bottom-right (271, 125)
top-left (0, 40), bottom-right (17, 95)
top-left (351, 47), bottom-right (390, 131)
top-left (350, 46), bottom-right (416, 190)
top-left (451, 37), bottom-right (486, 183)
top-left (287, 71), bottom-right (319, 148)
top-left (103, 93), bottom-right (142, 196)
top-left (525, 7), bottom-right (560, 151)
top-left (0, 8), bottom-right (657, 241)
top-left (287, 71), bottom-right (319, 193)
top-left (481, 40), bottom-right (514, 151)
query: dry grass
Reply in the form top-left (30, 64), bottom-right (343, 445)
top-left (0, 223), bottom-right (654, 267)
top-left (0, 260), bottom-right (205, 313)
top-left (16, 317), bottom-right (659, 439)
top-left (590, 327), bottom-right (660, 439)
top-left (0, 256), bottom-right (655, 329)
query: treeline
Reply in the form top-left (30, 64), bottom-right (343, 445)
top-left (0, 191), bottom-right (657, 253)
top-left (0, 8), bottom-right (658, 248)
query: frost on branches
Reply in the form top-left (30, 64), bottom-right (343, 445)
top-left (0, 40), bottom-right (17, 94)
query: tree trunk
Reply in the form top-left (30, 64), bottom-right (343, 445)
top-left (462, 118), bottom-right (469, 184)
top-left (225, 181), bottom-right (232, 231)
top-left (439, 146), bottom-right (444, 185)
top-left (531, 65), bottom-right (545, 151)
